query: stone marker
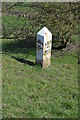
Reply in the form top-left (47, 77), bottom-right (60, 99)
top-left (36, 27), bottom-right (52, 68)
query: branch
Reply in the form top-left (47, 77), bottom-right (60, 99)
top-left (1, 3), bottom-right (19, 12)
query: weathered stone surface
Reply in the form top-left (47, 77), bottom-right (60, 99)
top-left (36, 27), bottom-right (52, 68)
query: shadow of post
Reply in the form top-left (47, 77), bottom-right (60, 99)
top-left (11, 56), bottom-right (35, 66)
top-left (2, 36), bottom-right (36, 66)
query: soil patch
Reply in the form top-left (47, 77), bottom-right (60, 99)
top-left (52, 41), bottom-right (78, 58)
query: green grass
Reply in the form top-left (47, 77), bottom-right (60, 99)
top-left (2, 38), bottom-right (78, 118)
top-left (71, 34), bottom-right (79, 43)
top-left (11, 3), bottom-right (42, 13)
top-left (2, 3), bottom-right (79, 118)
top-left (2, 15), bottom-right (33, 37)
top-left (2, 15), bottom-right (41, 38)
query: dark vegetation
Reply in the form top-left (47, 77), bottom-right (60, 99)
top-left (2, 2), bottom-right (79, 49)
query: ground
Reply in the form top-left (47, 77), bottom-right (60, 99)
top-left (2, 37), bottom-right (78, 118)
top-left (2, 2), bottom-right (79, 118)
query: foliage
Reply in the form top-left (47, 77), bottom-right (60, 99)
top-left (2, 2), bottom-right (79, 47)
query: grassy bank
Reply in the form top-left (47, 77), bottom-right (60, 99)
top-left (2, 38), bottom-right (78, 118)
top-left (2, 2), bottom-right (79, 118)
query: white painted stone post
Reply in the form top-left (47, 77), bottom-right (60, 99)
top-left (36, 27), bottom-right (52, 68)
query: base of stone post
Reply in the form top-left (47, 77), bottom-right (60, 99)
top-left (35, 59), bottom-right (43, 68)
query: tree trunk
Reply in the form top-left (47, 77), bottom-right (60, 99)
top-left (52, 34), bottom-right (72, 50)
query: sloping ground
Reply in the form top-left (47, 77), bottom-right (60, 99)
top-left (2, 2), bottom-right (79, 118)
top-left (2, 38), bottom-right (78, 118)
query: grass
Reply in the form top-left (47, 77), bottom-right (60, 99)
top-left (11, 3), bottom-right (42, 13)
top-left (2, 2), bottom-right (79, 118)
top-left (2, 15), bottom-right (33, 38)
top-left (71, 34), bottom-right (79, 43)
top-left (2, 15), bottom-right (41, 38)
top-left (2, 37), bottom-right (78, 118)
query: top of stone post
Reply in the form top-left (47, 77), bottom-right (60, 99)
top-left (37, 27), bottom-right (52, 37)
